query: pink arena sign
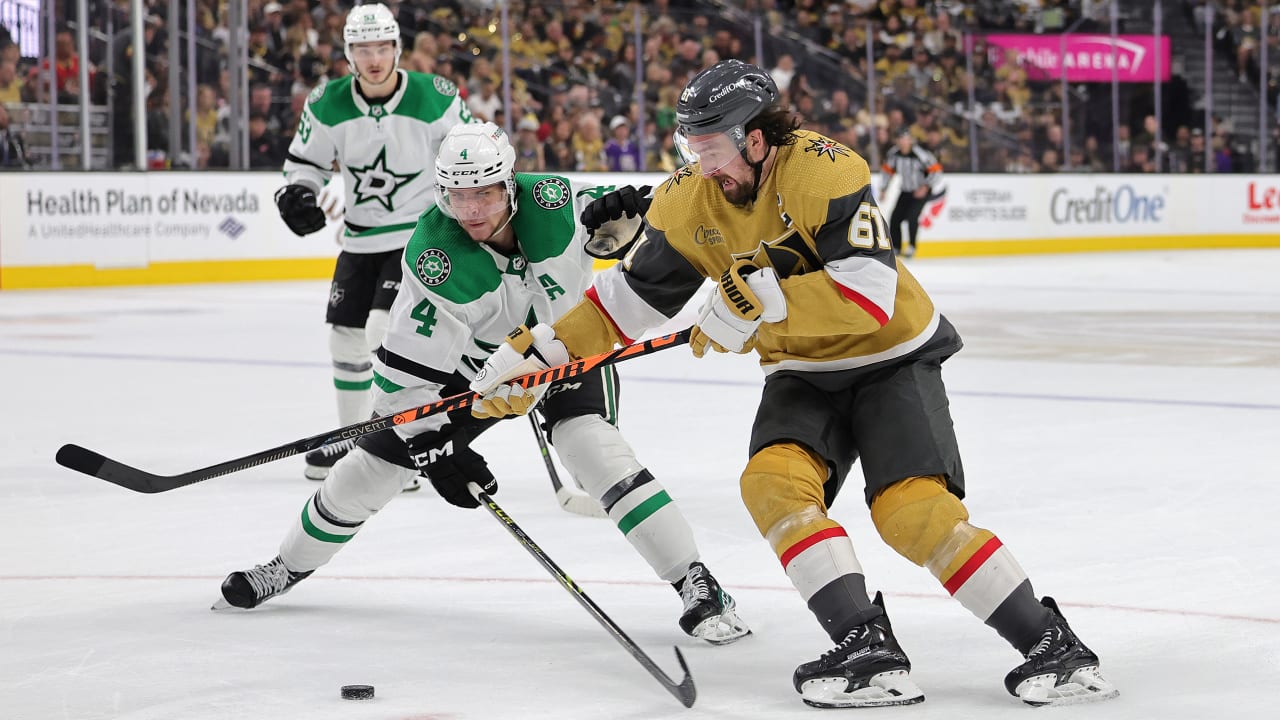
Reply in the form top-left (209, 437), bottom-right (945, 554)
top-left (984, 34), bottom-right (1171, 83)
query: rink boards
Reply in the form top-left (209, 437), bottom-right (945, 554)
top-left (1, 170), bottom-right (1277, 289)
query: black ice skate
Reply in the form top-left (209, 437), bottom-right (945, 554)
top-left (303, 439), bottom-right (356, 480)
top-left (1004, 597), bottom-right (1118, 707)
top-left (793, 592), bottom-right (925, 708)
top-left (674, 562), bottom-right (751, 645)
top-left (212, 556), bottom-right (314, 610)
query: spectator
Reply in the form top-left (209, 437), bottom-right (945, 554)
top-left (406, 32), bottom-right (438, 73)
top-left (262, 3), bottom-right (288, 58)
top-left (603, 114), bottom-right (641, 172)
top-left (1127, 145), bottom-right (1155, 173)
top-left (573, 112), bottom-right (606, 171)
top-left (41, 29), bottom-right (89, 99)
top-left (770, 53), bottom-right (797, 94)
top-left (1213, 135), bottom-right (1234, 173)
top-left (248, 111), bottom-right (283, 168)
top-left (249, 83), bottom-right (282, 136)
top-left (0, 59), bottom-right (22, 104)
top-left (671, 36), bottom-right (703, 82)
top-left (190, 84), bottom-right (219, 151)
top-left (513, 115), bottom-right (545, 172)
top-left (1040, 148), bottom-right (1061, 173)
top-left (0, 104), bottom-right (31, 169)
top-left (1165, 125), bottom-right (1193, 173)
top-left (543, 117), bottom-right (576, 171)
top-left (1188, 128), bottom-right (1207, 173)
top-left (467, 77), bottom-right (502, 123)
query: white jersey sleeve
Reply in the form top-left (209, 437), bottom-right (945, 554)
top-left (283, 98), bottom-right (337, 193)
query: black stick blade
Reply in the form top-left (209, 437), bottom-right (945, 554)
top-left (670, 647), bottom-right (697, 708)
top-left (56, 444), bottom-right (171, 494)
top-left (56, 444), bottom-right (106, 477)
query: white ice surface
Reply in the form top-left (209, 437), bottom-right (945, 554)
top-left (2, 250), bottom-right (1278, 719)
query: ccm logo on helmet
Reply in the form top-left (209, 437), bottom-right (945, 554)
top-left (454, 169), bottom-right (480, 176)
top-left (720, 269), bottom-right (755, 314)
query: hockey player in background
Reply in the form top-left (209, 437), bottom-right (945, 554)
top-left (216, 122), bottom-right (751, 647)
top-left (880, 127), bottom-right (944, 258)
top-left (470, 60), bottom-right (1117, 708)
top-left (272, 3), bottom-right (473, 483)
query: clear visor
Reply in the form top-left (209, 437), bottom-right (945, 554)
top-left (673, 127), bottom-right (746, 175)
top-left (438, 183), bottom-right (509, 221)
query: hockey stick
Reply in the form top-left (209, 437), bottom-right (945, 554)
top-left (466, 481), bottom-right (696, 708)
top-left (56, 329), bottom-right (692, 494)
top-left (529, 411), bottom-right (609, 518)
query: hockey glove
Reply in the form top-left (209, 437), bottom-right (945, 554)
top-left (581, 185), bottom-right (652, 260)
top-left (690, 260), bottom-right (788, 358)
top-left (408, 426), bottom-right (496, 509)
top-left (317, 180), bottom-right (345, 222)
top-left (274, 184), bottom-right (328, 236)
top-left (469, 323), bottom-right (569, 418)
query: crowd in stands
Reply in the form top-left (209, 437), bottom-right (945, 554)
top-left (1, 0), bottom-right (1277, 172)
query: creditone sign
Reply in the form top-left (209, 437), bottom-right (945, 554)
top-left (984, 34), bottom-right (1171, 82)
top-left (1048, 183), bottom-right (1167, 225)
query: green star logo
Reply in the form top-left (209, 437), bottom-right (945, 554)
top-left (349, 147), bottom-right (421, 212)
top-left (531, 177), bottom-right (570, 210)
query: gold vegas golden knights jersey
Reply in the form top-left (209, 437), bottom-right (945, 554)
top-left (555, 129), bottom-right (961, 372)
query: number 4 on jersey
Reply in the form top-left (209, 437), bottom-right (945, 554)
top-left (411, 299), bottom-right (437, 336)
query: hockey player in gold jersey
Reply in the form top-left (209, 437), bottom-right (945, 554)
top-left (471, 60), bottom-right (1117, 709)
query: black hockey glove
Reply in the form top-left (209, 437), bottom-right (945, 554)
top-left (580, 185), bottom-right (652, 230)
top-left (408, 426), bottom-right (496, 509)
top-left (580, 185), bottom-right (652, 260)
top-left (274, 184), bottom-right (328, 236)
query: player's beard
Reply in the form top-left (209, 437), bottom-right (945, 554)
top-left (717, 172), bottom-right (754, 208)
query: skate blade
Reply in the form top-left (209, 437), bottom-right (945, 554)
top-left (303, 466), bottom-right (329, 481)
top-left (1016, 666), bottom-right (1119, 707)
top-left (800, 669), bottom-right (925, 708)
top-left (210, 596), bottom-right (237, 611)
top-left (690, 608), bottom-right (752, 646)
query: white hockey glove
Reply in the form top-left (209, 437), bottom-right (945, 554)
top-left (317, 177), bottom-right (345, 221)
top-left (469, 323), bottom-right (570, 418)
top-left (690, 260), bottom-right (787, 358)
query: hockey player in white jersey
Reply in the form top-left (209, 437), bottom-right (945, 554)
top-left (216, 122), bottom-right (751, 646)
top-left (273, 3), bottom-right (473, 482)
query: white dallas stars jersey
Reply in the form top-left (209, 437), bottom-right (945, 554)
top-left (371, 175), bottom-right (612, 439)
top-left (283, 70), bottom-right (473, 253)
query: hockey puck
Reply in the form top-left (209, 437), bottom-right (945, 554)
top-left (340, 684), bottom-right (375, 700)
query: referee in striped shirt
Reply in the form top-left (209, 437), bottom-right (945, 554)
top-left (881, 128), bottom-right (943, 258)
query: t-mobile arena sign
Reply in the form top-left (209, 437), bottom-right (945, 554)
top-left (984, 34), bottom-right (1171, 82)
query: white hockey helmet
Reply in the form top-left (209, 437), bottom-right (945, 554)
top-left (343, 3), bottom-right (402, 76)
top-left (436, 121), bottom-right (519, 220)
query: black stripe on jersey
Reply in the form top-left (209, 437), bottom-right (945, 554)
top-left (599, 468), bottom-right (656, 514)
top-left (312, 490), bottom-right (363, 528)
top-left (376, 346), bottom-right (459, 386)
top-left (757, 231), bottom-right (825, 279)
top-left (286, 152), bottom-right (328, 171)
top-left (813, 186), bottom-right (896, 270)
top-left (621, 227), bottom-right (706, 318)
